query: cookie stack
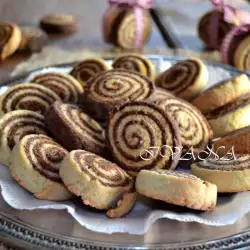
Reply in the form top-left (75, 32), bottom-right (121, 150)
top-left (3, 54), bottom-right (250, 218)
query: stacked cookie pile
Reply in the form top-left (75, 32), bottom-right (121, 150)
top-left (1, 54), bottom-right (250, 218)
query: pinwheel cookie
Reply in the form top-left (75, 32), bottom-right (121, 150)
top-left (192, 155), bottom-right (250, 193)
top-left (0, 83), bottom-right (61, 117)
top-left (192, 74), bottom-right (250, 114)
top-left (45, 101), bottom-right (106, 156)
top-left (60, 150), bottom-right (134, 210)
top-left (9, 134), bottom-right (73, 201)
top-left (106, 101), bottom-right (182, 176)
top-left (155, 58), bottom-right (208, 101)
top-left (0, 110), bottom-right (48, 166)
top-left (206, 93), bottom-right (250, 138)
top-left (0, 22), bottom-right (22, 60)
top-left (29, 72), bottom-right (83, 104)
top-left (136, 169), bottom-right (217, 211)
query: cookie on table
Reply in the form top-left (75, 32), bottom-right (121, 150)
top-left (106, 101), bottom-right (182, 176)
top-left (70, 58), bottom-right (111, 87)
top-left (191, 155), bottom-right (250, 193)
top-left (45, 101), bottom-right (106, 156)
top-left (155, 96), bottom-right (213, 155)
top-left (29, 72), bottom-right (83, 104)
top-left (81, 69), bottom-right (155, 120)
top-left (18, 26), bottom-right (48, 52)
top-left (9, 134), bottom-right (73, 201)
top-left (206, 93), bottom-right (250, 138)
top-left (0, 110), bottom-right (48, 166)
top-left (155, 58), bottom-right (208, 101)
top-left (0, 83), bottom-right (61, 117)
top-left (234, 36), bottom-right (250, 71)
top-left (192, 74), bottom-right (250, 114)
top-left (60, 150), bottom-right (134, 210)
top-left (112, 54), bottom-right (155, 79)
top-left (0, 22), bottom-right (22, 60)
top-left (40, 14), bottom-right (78, 34)
top-left (213, 126), bottom-right (250, 157)
top-left (136, 169), bottom-right (217, 211)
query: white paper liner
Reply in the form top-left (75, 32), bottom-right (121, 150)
top-left (1, 58), bottom-right (247, 235)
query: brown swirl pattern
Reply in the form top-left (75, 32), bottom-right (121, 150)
top-left (72, 150), bottom-right (133, 187)
top-left (198, 10), bottom-right (233, 49)
top-left (0, 83), bottom-right (61, 116)
top-left (82, 69), bottom-right (154, 120)
top-left (70, 58), bottom-right (110, 87)
top-left (23, 134), bottom-right (68, 182)
top-left (195, 155), bottom-right (250, 171)
top-left (112, 54), bottom-right (155, 78)
top-left (155, 97), bottom-right (212, 154)
top-left (155, 59), bottom-right (201, 97)
top-left (0, 110), bottom-right (47, 152)
top-left (106, 101), bottom-right (182, 175)
top-left (45, 101), bottom-right (106, 154)
top-left (155, 87), bottom-right (174, 100)
top-left (30, 72), bottom-right (83, 103)
top-left (0, 23), bottom-right (12, 49)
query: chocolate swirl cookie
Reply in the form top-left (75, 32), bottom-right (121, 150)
top-left (0, 22), bottom-right (22, 60)
top-left (155, 96), bottom-right (213, 154)
top-left (45, 101), bottom-right (106, 156)
top-left (0, 83), bottom-right (61, 117)
top-left (9, 134), bottom-right (73, 201)
top-left (192, 155), bottom-right (250, 192)
top-left (29, 72), bottom-right (83, 104)
top-left (70, 58), bottom-right (111, 87)
top-left (197, 10), bottom-right (233, 49)
top-left (112, 54), bottom-right (155, 79)
top-left (206, 93), bottom-right (250, 138)
top-left (155, 58), bottom-right (208, 101)
top-left (0, 110), bottom-right (48, 166)
top-left (234, 36), bottom-right (250, 71)
top-left (136, 169), bottom-right (217, 211)
top-left (60, 150), bottom-right (134, 210)
top-left (81, 69), bottom-right (155, 120)
top-left (192, 74), bottom-right (250, 114)
top-left (40, 14), bottom-right (78, 34)
top-left (106, 101), bottom-right (182, 176)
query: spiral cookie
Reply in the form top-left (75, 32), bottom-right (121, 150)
top-left (155, 96), bottom-right (212, 154)
top-left (191, 155), bottom-right (250, 193)
top-left (0, 110), bottom-right (48, 166)
top-left (213, 126), bottom-right (250, 157)
top-left (197, 10), bottom-right (233, 49)
top-left (206, 93), bottom-right (250, 138)
top-left (60, 150), bottom-right (134, 210)
top-left (106, 101), bottom-right (182, 176)
top-left (29, 72), bottom-right (83, 103)
top-left (234, 36), bottom-right (250, 71)
top-left (45, 101), bottom-right (106, 156)
top-left (155, 58), bottom-right (208, 101)
top-left (136, 169), bottom-right (217, 211)
top-left (0, 22), bottom-right (22, 60)
top-left (0, 83), bottom-right (61, 117)
top-left (40, 14), bottom-right (78, 34)
top-left (112, 54), bottom-right (155, 79)
top-left (81, 69), bottom-right (155, 120)
top-left (192, 74), bottom-right (250, 114)
top-left (70, 58), bottom-right (111, 87)
top-left (9, 134), bottom-right (73, 201)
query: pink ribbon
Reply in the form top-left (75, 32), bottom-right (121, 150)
top-left (208, 0), bottom-right (249, 49)
top-left (221, 24), bottom-right (250, 64)
top-left (102, 0), bottom-right (155, 48)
